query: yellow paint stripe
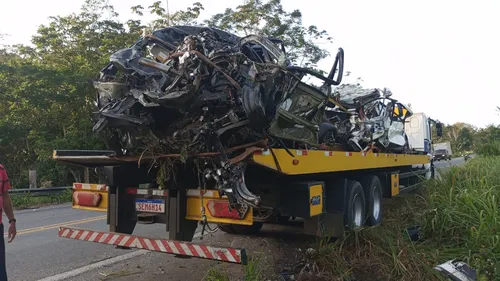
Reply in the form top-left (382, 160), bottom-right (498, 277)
top-left (5, 215), bottom-right (106, 236)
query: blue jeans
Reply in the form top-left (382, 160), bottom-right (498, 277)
top-left (0, 224), bottom-right (7, 281)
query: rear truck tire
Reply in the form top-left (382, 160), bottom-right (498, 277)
top-left (359, 175), bottom-right (383, 226)
top-left (217, 222), bottom-right (264, 235)
top-left (344, 180), bottom-right (366, 229)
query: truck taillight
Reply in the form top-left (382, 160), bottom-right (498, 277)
top-left (206, 200), bottom-right (241, 219)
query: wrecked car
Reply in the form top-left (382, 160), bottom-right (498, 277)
top-left (91, 25), bottom-right (413, 207)
top-left (321, 84), bottom-right (413, 153)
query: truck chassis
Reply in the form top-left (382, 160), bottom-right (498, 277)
top-left (54, 148), bottom-right (434, 265)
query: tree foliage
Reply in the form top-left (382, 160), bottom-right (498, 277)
top-left (205, 0), bottom-right (332, 68)
top-left (0, 0), bottom-right (334, 188)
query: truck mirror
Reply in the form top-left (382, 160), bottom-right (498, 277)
top-left (436, 123), bottom-right (443, 137)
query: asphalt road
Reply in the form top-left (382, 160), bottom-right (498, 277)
top-left (5, 203), bottom-right (203, 281)
top-left (434, 156), bottom-right (466, 168)
top-left (4, 157), bottom-right (468, 281)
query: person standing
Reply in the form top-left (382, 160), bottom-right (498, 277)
top-left (0, 165), bottom-right (16, 281)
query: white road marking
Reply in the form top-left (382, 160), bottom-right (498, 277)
top-left (36, 250), bottom-right (149, 281)
top-left (36, 231), bottom-right (204, 281)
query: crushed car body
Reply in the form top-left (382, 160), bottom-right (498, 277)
top-left (91, 25), bottom-right (415, 208)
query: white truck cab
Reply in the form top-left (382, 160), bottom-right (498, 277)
top-left (405, 112), bottom-right (433, 155)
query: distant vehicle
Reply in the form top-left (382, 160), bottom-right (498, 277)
top-left (463, 153), bottom-right (472, 161)
top-left (434, 149), bottom-right (452, 161)
top-left (433, 142), bottom-right (452, 157)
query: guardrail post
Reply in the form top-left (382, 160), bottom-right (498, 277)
top-left (29, 169), bottom-right (37, 189)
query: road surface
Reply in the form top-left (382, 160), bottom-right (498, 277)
top-left (5, 204), bottom-right (205, 281)
top-left (5, 157), bottom-right (468, 281)
top-left (434, 156), bottom-right (465, 168)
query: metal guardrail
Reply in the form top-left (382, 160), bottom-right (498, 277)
top-left (9, 186), bottom-right (72, 196)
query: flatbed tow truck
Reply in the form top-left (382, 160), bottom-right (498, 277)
top-left (53, 119), bottom-right (442, 265)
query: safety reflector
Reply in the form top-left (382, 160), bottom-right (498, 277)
top-left (206, 200), bottom-right (241, 219)
top-left (73, 192), bottom-right (102, 207)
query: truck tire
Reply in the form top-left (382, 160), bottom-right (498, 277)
top-left (217, 222), bottom-right (264, 235)
top-left (344, 180), bottom-right (366, 229)
top-left (360, 175), bottom-right (383, 226)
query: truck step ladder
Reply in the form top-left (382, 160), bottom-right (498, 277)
top-left (58, 227), bottom-right (248, 264)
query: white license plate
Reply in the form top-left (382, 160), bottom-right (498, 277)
top-left (135, 199), bottom-right (165, 213)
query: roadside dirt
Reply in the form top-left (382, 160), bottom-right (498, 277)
top-left (72, 221), bottom-right (315, 281)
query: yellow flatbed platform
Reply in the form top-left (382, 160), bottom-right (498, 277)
top-left (252, 149), bottom-right (431, 175)
top-left (53, 149), bottom-right (431, 175)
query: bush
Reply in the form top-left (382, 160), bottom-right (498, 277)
top-left (10, 189), bottom-right (72, 209)
top-left (475, 140), bottom-right (500, 156)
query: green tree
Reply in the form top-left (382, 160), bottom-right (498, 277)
top-left (204, 0), bottom-right (332, 69)
top-left (0, 0), bottom-right (135, 187)
top-left (0, 0), bottom-right (337, 187)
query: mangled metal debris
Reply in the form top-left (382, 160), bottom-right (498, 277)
top-left (91, 25), bottom-right (414, 207)
top-left (434, 260), bottom-right (477, 281)
top-left (322, 84), bottom-right (413, 153)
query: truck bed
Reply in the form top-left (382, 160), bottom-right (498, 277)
top-left (53, 149), bottom-right (431, 174)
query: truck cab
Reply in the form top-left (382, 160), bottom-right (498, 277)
top-left (405, 112), bottom-right (433, 154)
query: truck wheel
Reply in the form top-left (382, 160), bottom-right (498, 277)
top-left (344, 180), bottom-right (366, 229)
top-left (360, 175), bottom-right (383, 226)
top-left (217, 222), bottom-right (264, 235)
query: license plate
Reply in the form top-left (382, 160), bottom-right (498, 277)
top-left (135, 199), bottom-right (165, 213)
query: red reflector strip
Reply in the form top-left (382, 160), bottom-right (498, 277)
top-left (58, 227), bottom-right (247, 264)
top-left (73, 183), bottom-right (108, 191)
top-left (296, 150), bottom-right (308, 156)
top-left (253, 149), bottom-right (270, 156)
top-left (206, 200), bottom-right (241, 219)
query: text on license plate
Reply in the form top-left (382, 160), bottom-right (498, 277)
top-left (135, 199), bottom-right (165, 213)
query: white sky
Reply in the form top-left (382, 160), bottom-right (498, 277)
top-left (1, 0), bottom-right (499, 128)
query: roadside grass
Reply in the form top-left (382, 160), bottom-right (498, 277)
top-left (204, 251), bottom-right (266, 281)
top-left (204, 266), bottom-right (230, 281)
top-left (10, 189), bottom-right (72, 209)
top-left (306, 156), bottom-right (500, 281)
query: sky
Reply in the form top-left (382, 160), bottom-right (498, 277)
top-left (1, 0), bottom-right (499, 128)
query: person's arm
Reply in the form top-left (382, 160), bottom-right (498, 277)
top-left (3, 193), bottom-right (14, 222)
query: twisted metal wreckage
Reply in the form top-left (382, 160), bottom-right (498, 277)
top-left (92, 25), bottom-right (414, 209)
